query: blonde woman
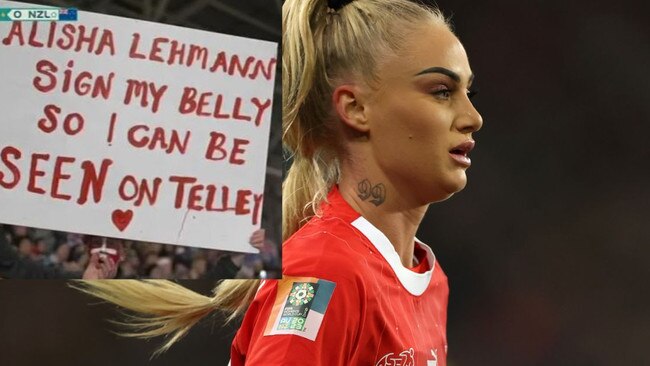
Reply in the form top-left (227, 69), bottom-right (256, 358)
top-left (77, 0), bottom-right (482, 364)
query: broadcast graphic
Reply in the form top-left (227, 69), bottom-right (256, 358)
top-left (0, 6), bottom-right (77, 21)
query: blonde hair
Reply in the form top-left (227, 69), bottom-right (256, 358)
top-left (74, 0), bottom-right (448, 355)
top-left (72, 279), bottom-right (259, 355)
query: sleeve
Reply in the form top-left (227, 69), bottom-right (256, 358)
top-left (231, 270), bottom-right (363, 365)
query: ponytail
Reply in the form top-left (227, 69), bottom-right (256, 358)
top-left (72, 279), bottom-right (258, 355)
top-left (283, 0), bottom-right (341, 238)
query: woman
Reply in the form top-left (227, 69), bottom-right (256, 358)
top-left (76, 0), bottom-right (482, 364)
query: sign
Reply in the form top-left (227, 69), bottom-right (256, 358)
top-left (0, 0), bottom-right (277, 253)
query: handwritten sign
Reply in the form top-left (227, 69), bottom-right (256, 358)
top-left (0, 1), bottom-right (277, 253)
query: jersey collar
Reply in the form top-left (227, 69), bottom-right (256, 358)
top-left (324, 186), bottom-right (436, 296)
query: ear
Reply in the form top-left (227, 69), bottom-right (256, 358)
top-left (332, 84), bottom-right (370, 133)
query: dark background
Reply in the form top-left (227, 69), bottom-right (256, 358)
top-left (2, 0), bottom-right (650, 365)
top-left (0, 280), bottom-right (236, 365)
top-left (429, 0), bottom-right (650, 365)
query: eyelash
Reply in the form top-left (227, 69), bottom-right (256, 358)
top-left (432, 88), bottom-right (479, 100)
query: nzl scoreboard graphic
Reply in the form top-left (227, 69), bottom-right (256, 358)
top-left (0, 7), bottom-right (77, 21)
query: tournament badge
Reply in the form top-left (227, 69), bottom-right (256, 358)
top-left (265, 277), bottom-right (336, 340)
top-left (278, 282), bottom-right (318, 331)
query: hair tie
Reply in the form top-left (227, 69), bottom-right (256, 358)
top-left (327, 0), bottom-right (353, 11)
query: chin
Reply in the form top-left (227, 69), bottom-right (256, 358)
top-left (431, 191), bottom-right (455, 204)
top-left (414, 171), bottom-right (468, 204)
top-left (455, 175), bottom-right (468, 191)
top-left (437, 174), bottom-right (468, 200)
top-left (426, 181), bottom-right (464, 204)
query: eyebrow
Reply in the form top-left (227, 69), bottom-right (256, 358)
top-left (414, 66), bottom-right (475, 85)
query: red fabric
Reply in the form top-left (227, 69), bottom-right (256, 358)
top-left (409, 244), bottom-right (430, 274)
top-left (231, 187), bottom-right (449, 365)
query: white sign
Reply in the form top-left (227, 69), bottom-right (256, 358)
top-left (0, 1), bottom-right (277, 253)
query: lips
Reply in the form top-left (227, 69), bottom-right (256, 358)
top-left (449, 140), bottom-right (475, 166)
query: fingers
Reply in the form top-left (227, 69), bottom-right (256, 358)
top-left (249, 229), bottom-right (265, 241)
top-left (88, 252), bottom-right (100, 268)
top-left (99, 257), bottom-right (117, 279)
top-left (249, 229), bottom-right (266, 249)
top-left (83, 255), bottom-right (117, 279)
top-left (82, 254), bottom-right (101, 279)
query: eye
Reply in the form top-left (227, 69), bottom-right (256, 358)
top-left (467, 89), bottom-right (478, 99)
top-left (431, 87), bottom-right (452, 100)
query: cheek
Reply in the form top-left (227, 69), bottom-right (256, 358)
top-left (370, 98), bottom-right (451, 163)
top-left (374, 103), bottom-right (425, 139)
top-left (375, 107), bottom-right (445, 153)
top-left (405, 105), bottom-right (451, 139)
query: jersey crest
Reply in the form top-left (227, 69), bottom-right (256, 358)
top-left (376, 348), bottom-right (415, 366)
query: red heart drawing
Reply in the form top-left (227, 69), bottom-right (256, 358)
top-left (111, 209), bottom-right (133, 232)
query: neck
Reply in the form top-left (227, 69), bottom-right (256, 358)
top-left (338, 173), bottom-right (428, 268)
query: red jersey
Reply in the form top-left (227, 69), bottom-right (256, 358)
top-left (231, 187), bottom-right (449, 365)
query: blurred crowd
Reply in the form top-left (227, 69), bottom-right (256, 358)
top-left (0, 223), bottom-right (280, 279)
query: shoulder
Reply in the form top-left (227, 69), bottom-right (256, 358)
top-left (282, 216), bottom-right (371, 284)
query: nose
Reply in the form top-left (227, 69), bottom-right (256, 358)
top-left (455, 98), bottom-right (483, 134)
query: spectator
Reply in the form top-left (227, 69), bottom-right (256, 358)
top-left (0, 226), bottom-right (119, 279)
top-left (0, 223), bottom-right (279, 279)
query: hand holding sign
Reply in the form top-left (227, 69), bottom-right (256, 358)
top-left (83, 252), bottom-right (119, 279)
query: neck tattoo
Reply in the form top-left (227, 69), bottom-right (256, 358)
top-left (357, 179), bottom-right (386, 206)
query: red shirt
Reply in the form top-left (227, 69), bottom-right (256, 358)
top-left (231, 187), bottom-right (449, 365)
